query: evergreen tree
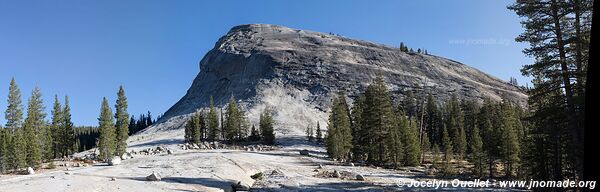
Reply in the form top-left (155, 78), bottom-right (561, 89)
top-left (445, 94), bottom-right (466, 159)
top-left (432, 144), bottom-right (440, 169)
top-left (441, 124), bottom-right (452, 174)
top-left (305, 124), bottom-right (314, 142)
top-left (470, 124), bottom-right (485, 178)
top-left (425, 93), bottom-right (441, 146)
top-left (402, 91), bottom-right (417, 120)
top-left (193, 111), bottom-right (205, 143)
top-left (23, 87), bottom-right (45, 168)
top-left (97, 98), bottom-right (116, 160)
top-left (259, 106), bottom-right (275, 145)
top-left (500, 102), bottom-right (521, 178)
top-left (50, 95), bottom-right (63, 159)
top-left (146, 111), bottom-right (153, 127)
top-left (403, 117), bottom-right (421, 166)
top-left (508, 0), bottom-right (591, 179)
top-left (128, 115), bottom-right (136, 135)
top-left (4, 78), bottom-right (26, 170)
top-left (224, 96), bottom-right (241, 142)
top-left (249, 125), bottom-right (260, 141)
top-left (184, 115), bottom-right (194, 143)
top-left (350, 95), bottom-right (365, 161)
top-left (9, 129), bottom-right (26, 170)
top-left (0, 126), bottom-right (6, 172)
top-left (315, 122), bottom-right (323, 143)
top-left (326, 93), bottom-right (353, 161)
top-left (61, 96), bottom-right (75, 156)
top-left (114, 86), bottom-right (129, 156)
top-left (207, 97), bottom-right (219, 142)
top-left (362, 76), bottom-right (396, 165)
top-left (5, 78), bottom-right (24, 130)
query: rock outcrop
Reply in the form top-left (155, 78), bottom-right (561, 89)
top-left (144, 24), bottom-right (527, 137)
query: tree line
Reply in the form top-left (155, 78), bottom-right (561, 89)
top-left (0, 78), bottom-right (76, 172)
top-left (184, 96), bottom-right (275, 145)
top-left (508, 0), bottom-right (590, 181)
top-left (326, 76), bottom-right (528, 178)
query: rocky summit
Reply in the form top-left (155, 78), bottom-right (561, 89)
top-left (150, 24), bottom-right (526, 136)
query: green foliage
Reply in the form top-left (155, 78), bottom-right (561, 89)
top-left (23, 87), bottom-right (45, 168)
top-left (61, 96), bottom-right (75, 156)
top-left (114, 86), bottom-right (130, 156)
top-left (97, 98), bottom-right (116, 160)
top-left (315, 122), bottom-right (323, 143)
top-left (223, 96), bottom-right (247, 142)
top-left (5, 78), bottom-right (24, 129)
top-left (305, 124), bottom-right (314, 142)
top-left (207, 97), bottom-right (219, 142)
top-left (470, 124), bottom-right (484, 178)
top-left (403, 117), bottom-right (421, 166)
top-left (259, 106), bottom-right (275, 145)
top-left (326, 93), bottom-right (353, 161)
top-left (508, 0), bottom-right (591, 180)
top-left (441, 124), bottom-right (452, 174)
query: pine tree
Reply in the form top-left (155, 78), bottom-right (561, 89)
top-left (362, 76), bottom-right (396, 166)
top-left (500, 102), bottom-right (521, 178)
top-left (508, 0), bottom-right (591, 179)
top-left (470, 124), bottom-right (485, 178)
top-left (350, 95), bottom-right (365, 161)
top-left (193, 111), bottom-right (205, 143)
top-left (97, 98), bottom-right (116, 160)
top-left (5, 78), bottom-right (24, 130)
top-left (0, 126), bottom-right (6, 173)
top-left (4, 78), bottom-right (26, 170)
top-left (128, 115), bottom-right (136, 135)
top-left (259, 106), bottom-right (275, 145)
top-left (326, 93), bottom-right (353, 161)
top-left (315, 122), bottom-right (323, 143)
top-left (249, 125), bottom-right (260, 141)
top-left (61, 96), bottom-right (75, 156)
top-left (432, 144), bottom-right (440, 169)
top-left (403, 117), bottom-right (421, 166)
top-left (207, 97), bottom-right (219, 142)
top-left (50, 95), bottom-right (63, 159)
top-left (305, 124), bottom-right (314, 142)
top-left (441, 124), bottom-right (452, 174)
top-left (9, 129), bottom-right (26, 170)
top-left (114, 86), bottom-right (130, 156)
top-left (425, 93), bottom-right (441, 146)
top-left (445, 94), bottom-right (466, 160)
top-left (184, 115), bottom-right (194, 143)
top-left (23, 87), bottom-right (46, 168)
top-left (224, 96), bottom-right (241, 142)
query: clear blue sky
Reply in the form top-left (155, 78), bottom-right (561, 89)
top-left (0, 0), bottom-right (532, 126)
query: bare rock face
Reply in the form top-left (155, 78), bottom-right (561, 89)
top-left (147, 24), bottom-right (527, 137)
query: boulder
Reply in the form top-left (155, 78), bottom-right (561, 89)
top-left (231, 181), bottom-right (250, 191)
top-left (332, 170), bottom-right (341, 178)
top-left (167, 149), bottom-right (173, 155)
top-left (108, 156), bottom-right (122, 166)
top-left (356, 174), bottom-right (366, 181)
top-left (299, 150), bottom-right (310, 156)
top-left (146, 172), bottom-right (161, 181)
top-left (27, 167), bottom-right (35, 175)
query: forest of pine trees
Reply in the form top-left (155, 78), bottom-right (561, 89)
top-left (508, 0), bottom-right (591, 181)
top-left (0, 78), bottom-right (77, 173)
top-left (183, 97), bottom-right (276, 145)
top-left (325, 76), bottom-right (529, 178)
top-left (0, 78), bottom-right (148, 173)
